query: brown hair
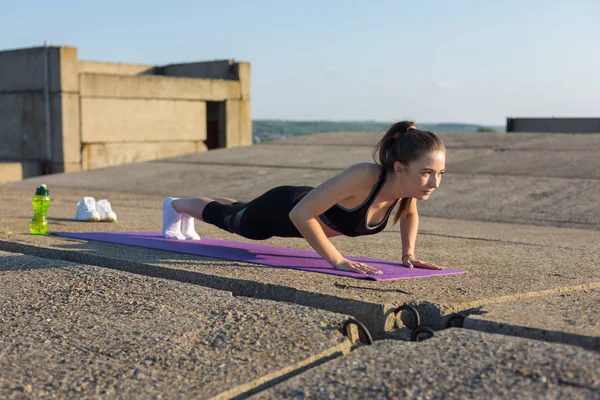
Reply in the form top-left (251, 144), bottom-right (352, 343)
top-left (372, 121), bottom-right (445, 225)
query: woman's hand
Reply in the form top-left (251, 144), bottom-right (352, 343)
top-left (402, 255), bottom-right (444, 270)
top-left (334, 258), bottom-right (383, 275)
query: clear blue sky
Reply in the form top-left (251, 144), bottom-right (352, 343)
top-left (2, 0), bottom-right (598, 125)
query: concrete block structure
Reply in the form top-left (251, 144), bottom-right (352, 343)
top-left (506, 117), bottom-right (600, 133)
top-left (0, 45), bottom-right (251, 182)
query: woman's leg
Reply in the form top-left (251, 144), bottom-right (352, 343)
top-left (167, 186), bottom-right (311, 240)
top-left (171, 197), bottom-right (238, 220)
top-left (163, 197), bottom-right (240, 240)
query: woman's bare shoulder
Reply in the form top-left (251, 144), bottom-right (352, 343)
top-left (343, 162), bottom-right (382, 182)
top-left (290, 163), bottom-right (381, 216)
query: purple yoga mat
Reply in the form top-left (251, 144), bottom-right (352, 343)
top-left (53, 231), bottom-right (467, 281)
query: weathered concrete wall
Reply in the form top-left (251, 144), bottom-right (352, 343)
top-left (0, 47), bottom-right (53, 92)
top-left (0, 162), bottom-right (42, 184)
top-left (0, 46), bottom-right (81, 174)
top-left (80, 98), bottom-right (207, 142)
top-left (0, 45), bottom-right (252, 179)
top-left (225, 100), bottom-right (241, 147)
top-left (78, 60), bottom-right (153, 76)
top-left (239, 100), bottom-right (252, 146)
top-left (0, 93), bottom-right (47, 161)
top-left (51, 93), bottom-right (81, 173)
top-left (0, 46), bottom-right (77, 93)
top-left (507, 118), bottom-right (600, 133)
top-left (79, 73), bottom-right (240, 101)
top-left (0, 47), bottom-right (55, 169)
top-left (236, 62), bottom-right (252, 146)
top-left (157, 60), bottom-right (252, 147)
top-left (233, 62), bottom-right (251, 100)
top-left (161, 60), bottom-right (236, 80)
top-left (51, 48), bottom-right (81, 173)
top-left (82, 141), bottom-right (208, 170)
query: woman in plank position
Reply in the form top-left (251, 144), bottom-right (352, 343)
top-left (162, 121), bottom-right (446, 275)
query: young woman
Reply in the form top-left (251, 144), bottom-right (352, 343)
top-left (162, 121), bottom-right (446, 275)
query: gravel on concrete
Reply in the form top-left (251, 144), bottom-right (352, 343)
top-left (2, 130), bottom-right (599, 336)
top-left (0, 251), bottom-right (351, 399)
top-left (463, 289), bottom-right (600, 351)
top-left (2, 182), bottom-right (600, 336)
top-left (254, 329), bottom-right (600, 400)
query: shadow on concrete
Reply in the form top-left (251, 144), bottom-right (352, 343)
top-left (0, 238), bottom-right (405, 336)
top-left (402, 302), bottom-right (489, 331)
top-left (17, 216), bottom-right (96, 224)
top-left (0, 254), bottom-right (66, 271)
top-left (48, 237), bottom-right (406, 274)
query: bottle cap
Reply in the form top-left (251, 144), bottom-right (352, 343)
top-left (35, 184), bottom-right (49, 196)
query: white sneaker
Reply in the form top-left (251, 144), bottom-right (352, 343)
top-left (96, 199), bottom-right (117, 222)
top-left (75, 197), bottom-right (101, 222)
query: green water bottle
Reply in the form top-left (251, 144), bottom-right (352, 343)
top-left (30, 184), bottom-right (51, 235)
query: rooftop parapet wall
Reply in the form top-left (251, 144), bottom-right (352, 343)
top-left (159, 60), bottom-right (237, 80)
top-left (158, 60), bottom-right (250, 100)
top-left (0, 46), bottom-right (78, 175)
top-left (78, 60), bottom-right (154, 76)
top-left (79, 73), bottom-right (240, 101)
top-left (0, 45), bottom-right (252, 178)
top-left (507, 117), bottom-right (600, 133)
top-left (80, 97), bottom-right (207, 143)
top-left (0, 46), bottom-right (58, 92)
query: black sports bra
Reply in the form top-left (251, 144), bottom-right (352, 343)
top-left (318, 166), bottom-right (398, 237)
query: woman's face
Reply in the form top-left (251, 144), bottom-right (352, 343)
top-left (395, 150), bottom-right (446, 200)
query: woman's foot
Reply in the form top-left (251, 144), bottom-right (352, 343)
top-left (181, 215), bottom-right (201, 240)
top-left (162, 198), bottom-right (186, 240)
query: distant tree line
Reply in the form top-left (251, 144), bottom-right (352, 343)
top-left (252, 120), bottom-right (502, 143)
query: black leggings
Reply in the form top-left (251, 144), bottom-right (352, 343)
top-left (201, 185), bottom-right (313, 240)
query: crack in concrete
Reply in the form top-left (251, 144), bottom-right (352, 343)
top-left (417, 231), bottom-right (548, 247)
top-left (2, 239), bottom-right (598, 355)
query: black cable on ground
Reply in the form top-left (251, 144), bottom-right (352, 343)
top-left (342, 318), bottom-right (374, 345)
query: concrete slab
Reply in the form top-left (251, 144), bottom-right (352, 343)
top-left (417, 173), bottom-right (600, 231)
top-left (0, 251), bottom-right (351, 399)
top-left (447, 149), bottom-right (600, 179)
top-left (510, 133), bottom-right (600, 151)
top-left (13, 168), bottom-right (600, 231)
top-left (0, 186), bottom-right (599, 338)
top-left (463, 289), bottom-right (600, 351)
top-left (439, 132), bottom-right (600, 151)
top-left (1, 131), bottom-right (599, 342)
top-left (8, 131), bottom-right (600, 230)
top-left (418, 217), bottom-right (600, 251)
top-left (255, 329), bottom-right (600, 399)
top-left (264, 131), bottom-right (593, 151)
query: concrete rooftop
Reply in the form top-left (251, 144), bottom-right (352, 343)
top-left (1, 131), bottom-right (599, 398)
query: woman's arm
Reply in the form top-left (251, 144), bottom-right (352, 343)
top-left (400, 199), bottom-right (419, 260)
top-left (289, 164), bottom-right (382, 274)
top-left (399, 200), bottom-right (444, 270)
